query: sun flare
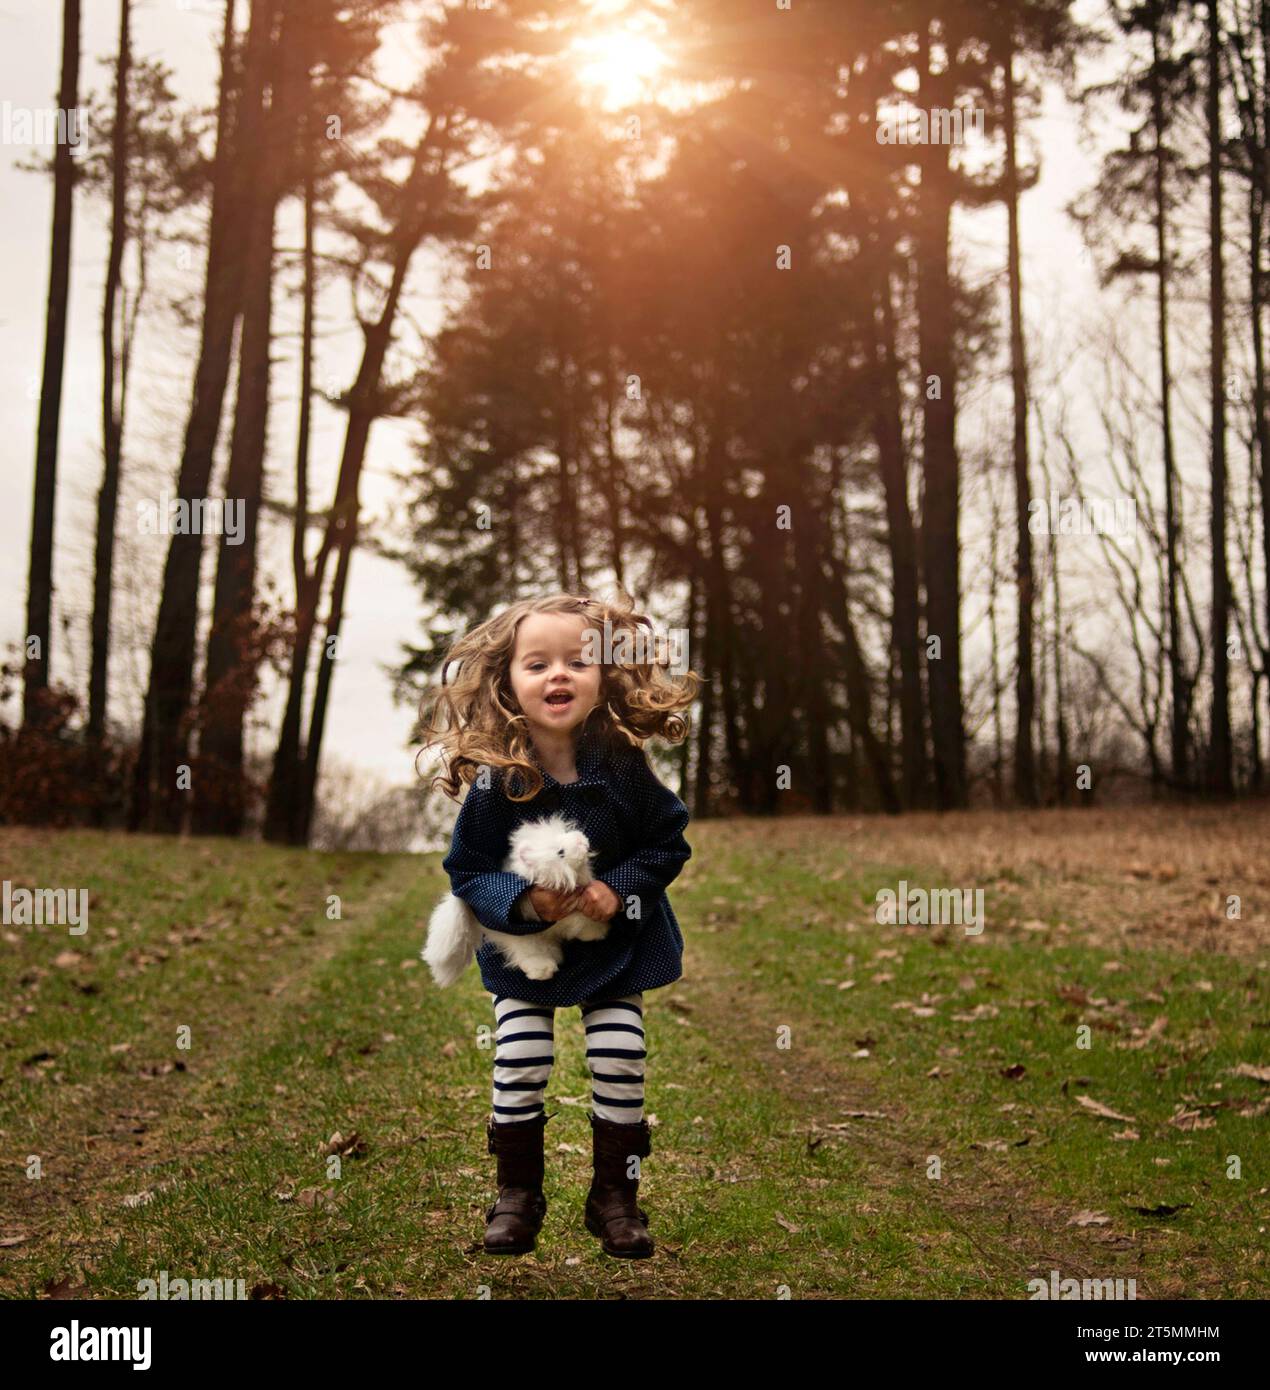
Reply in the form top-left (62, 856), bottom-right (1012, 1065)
top-left (571, 29), bottom-right (669, 108)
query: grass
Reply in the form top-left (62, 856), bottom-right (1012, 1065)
top-left (0, 809), bottom-right (1266, 1299)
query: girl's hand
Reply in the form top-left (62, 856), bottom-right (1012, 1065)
top-left (570, 881), bottom-right (622, 922)
top-left (527, 885), bottom-right (585, 922)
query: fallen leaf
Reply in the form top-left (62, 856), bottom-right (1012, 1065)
top-left (1122, 1017), bottom-right (1168, 1050)
top-left (1169, 1108), bottom-right (1216, 1132)
top-left (320, 1131), bottom-right (366, 1158)
top-left (1076, 1096), bottom-right (1137, 1123)
top-left (951, 1004), bottom-right (1000, 1022)
top-left (1067, 1210), bottom-right (1111, 1227)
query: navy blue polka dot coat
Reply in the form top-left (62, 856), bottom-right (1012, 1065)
top-left (440, 721), bottom-right (691, 1006)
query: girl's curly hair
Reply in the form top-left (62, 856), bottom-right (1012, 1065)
top-left (416, 589), bottom-right (701, 802)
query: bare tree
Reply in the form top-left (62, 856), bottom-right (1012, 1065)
top-left (89, 0), bottom-right (132, 743)
top-left (22, 0), bottom-right (81, 727)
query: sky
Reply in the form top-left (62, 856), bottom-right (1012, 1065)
top-left (0, 1), bottom-right (1122, 807)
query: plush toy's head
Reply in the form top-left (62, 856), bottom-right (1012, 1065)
top-left (508, 814), bottom-right (593, 891)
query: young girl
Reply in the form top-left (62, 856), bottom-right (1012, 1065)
top-left (418, 591), bottom-right (699, 1260)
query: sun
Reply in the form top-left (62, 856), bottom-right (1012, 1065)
top-left (571, 29), bottom-right (669, 109)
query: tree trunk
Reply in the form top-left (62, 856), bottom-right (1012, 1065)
top-left (1149, 17), bottom-right (1189, 790)
top-left (1206, 0), bottom-right (1232, 794)
top-left (262, 140), bottom-right (316, 842)
top-left (1051, 517), bottom-right (1070, 802)
top-left (690, 500), bottom-right (716, 819)
top-left (701, 429), bottom-right (745, 806)
top-left (988, 476), bottom-right (1005, 806)
top-left (1257, 0), bottom-right (1270, 785)
top-left (23, 0), bottom-right (80, 727)
top-left (601, 352), bottom-right (627, 590)
top-left (297, 520), bottom-right (355, 845)
top-left (1002, 35), bottom-right (1037, 806)
top-left (916, 26), bottom-right (967, 808)
top-left (89, 0), bottom-right (130, 744)
top-left (194, 0), bottom-right (286, 836)
top-left (751, 468), bottom-right (793, 816)
top-left (869, 265), bottom-right (927, 806)
top-left (795, 472), bottom-right (833, 814)
top-left (268, 120), bottom-right (449, 843)
top-left (129, 0), bottom-right (252, 832)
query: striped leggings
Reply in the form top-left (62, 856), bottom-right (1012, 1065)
top-left (490, 993), bottom-right (645, 1124)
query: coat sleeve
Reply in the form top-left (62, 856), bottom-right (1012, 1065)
top-left (594, 749), bottom-right (691, 926)
top-left (441, 783), bottom-right (544, 937)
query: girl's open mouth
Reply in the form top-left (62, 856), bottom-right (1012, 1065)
top-left (544, 691), bottom-right (574, 707)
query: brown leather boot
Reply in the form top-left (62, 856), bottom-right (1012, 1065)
top-left (483, 1112), bottom-right (549, 1255)
top-left (583, 1113), bottom-right (653, 1258)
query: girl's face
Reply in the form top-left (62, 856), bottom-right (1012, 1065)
top-left (508, 612), bottom-right (603, 742)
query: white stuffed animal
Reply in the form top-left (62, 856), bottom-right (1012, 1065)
top-left (423, 814), bottom-right (612, 985)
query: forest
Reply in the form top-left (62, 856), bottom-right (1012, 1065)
top-left (5, 0), bottom-right (1268, 837)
